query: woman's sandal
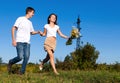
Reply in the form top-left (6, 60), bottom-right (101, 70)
top-left (39, 62), bottom-right (43, 71)
top-left (54, 71), bottom-right (60, 75)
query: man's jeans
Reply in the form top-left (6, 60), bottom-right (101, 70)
top-left (9, 42), bottom-right (30, 74)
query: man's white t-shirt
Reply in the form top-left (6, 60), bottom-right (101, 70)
top-left (14, 16), bottom-right (34, 43)
top-left (44, 24), bottom-right (59, 37)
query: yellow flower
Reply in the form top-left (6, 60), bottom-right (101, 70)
top-left (66, 27), bottom-right (80, 45)
top-left (71, 27), bottom-right (79, 39)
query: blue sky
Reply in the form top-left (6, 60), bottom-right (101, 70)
top-left (0, 0), bottom-right (120, 64)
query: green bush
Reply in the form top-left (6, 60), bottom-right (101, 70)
top-left (113, 62), bottom-right (120, 72)
top-left (56, 42), bottom-right (99, 70)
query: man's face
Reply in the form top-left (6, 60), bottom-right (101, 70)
top-left (28, 11), bottom-right (34, 18)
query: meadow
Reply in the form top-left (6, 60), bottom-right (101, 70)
top-left (0, 65), bottom-right (120, 83)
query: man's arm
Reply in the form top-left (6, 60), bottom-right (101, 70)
top-left (11, 26), bottom-right (17, 47)
top-left (31, 31), bottom-right (39, 35)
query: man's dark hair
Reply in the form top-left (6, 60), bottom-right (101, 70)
top-left (26, 7), bottom-right (35, 14)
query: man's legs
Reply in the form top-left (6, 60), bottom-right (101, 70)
top-left (8, 43), bottom-right (24, 73)
top-left (20, 43), bottom-right (30, 74)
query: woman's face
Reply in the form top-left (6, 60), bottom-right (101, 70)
top-left (49, 15), bottom-right (56, 23)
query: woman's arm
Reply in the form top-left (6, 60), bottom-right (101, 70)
top-left (39, 28), bottom-right (47, 36)
top-left (57, 29), bottom-right (69, 39)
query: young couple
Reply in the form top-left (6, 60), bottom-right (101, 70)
top-left (8, 7), bottom-right (69, 75)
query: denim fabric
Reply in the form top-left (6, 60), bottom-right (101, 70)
top-left (9, 42), bottom-right (30, 74)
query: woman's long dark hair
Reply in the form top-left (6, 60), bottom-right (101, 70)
top-left (47, 13), bottom-right (57, 25)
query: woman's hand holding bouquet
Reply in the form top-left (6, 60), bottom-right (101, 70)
top-left (66, 27), bottom-right (80, 45)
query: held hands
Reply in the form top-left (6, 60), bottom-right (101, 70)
top-left (38, 30), bottom-right (43, 36)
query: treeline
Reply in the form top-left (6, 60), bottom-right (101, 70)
top-left (0, 43), bottom-right (120, 72)
top-left (56, 42), bottom-right (99, 70)
top-left (55, 42), bottom-right (120, 72)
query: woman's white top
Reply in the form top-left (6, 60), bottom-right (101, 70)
top-left (44, 24), bottom-right (59, 37)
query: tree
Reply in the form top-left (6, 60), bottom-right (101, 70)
top-left (0, 57), bottom-right (2, 64)
top-left (64, 55), bottom-right (77, 70)
top-left (0, 57), bottom-right (2, 71)
top-left (64, 55), bottom-right (71, 62)
top-left (80, 42), bottom-right (99, 69)
top-left (64, 42), bottom-right (99, 70)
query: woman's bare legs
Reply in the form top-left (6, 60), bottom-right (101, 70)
top-left (39, 53), bottom-right (49, 70)
top-left (47, 49), bottom-right (59, 75)
top-left (43, 53), bottom-right (50, 64)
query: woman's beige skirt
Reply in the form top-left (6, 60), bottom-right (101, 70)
top-left (44, 37), bottom-right (56, 52)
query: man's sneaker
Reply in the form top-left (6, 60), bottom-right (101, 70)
top-left (7, 61), bottom-right (12, 74)
top-left (17, 71), bottom-right (24, 75)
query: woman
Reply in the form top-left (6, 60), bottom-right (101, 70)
top-left (39, 13), bottom-right (69, 75)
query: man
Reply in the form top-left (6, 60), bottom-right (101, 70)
top-left (8, 7), bottom-right (39, 75)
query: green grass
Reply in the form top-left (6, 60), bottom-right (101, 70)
top-left (0, 70), bottom-right (120, 83)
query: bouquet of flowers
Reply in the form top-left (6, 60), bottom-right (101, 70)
top-left (66, 27), bottom-right (80, 45)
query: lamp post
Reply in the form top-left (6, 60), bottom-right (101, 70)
top-left (76, 16), bottom-right (81, 50)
